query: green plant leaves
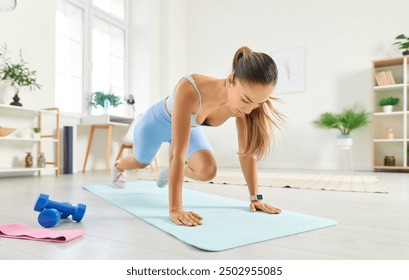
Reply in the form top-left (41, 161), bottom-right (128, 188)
top-left (0, 44), bottom-right (41, 94)
top-left (312, 104), bottom-right (370, 135)
top-left (378, 96), bottom-right (400, 106)
top-left (392, 34), bottom-right (409, 51)
top-left (90, 91), bottom-right (122, 108)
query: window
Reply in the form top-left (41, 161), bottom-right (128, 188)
top-left (55, 0), bottom-right (128, 115)
top-left (93, 0), bottom-right (125, 20)
top-left (92, 16), bottom-right (125, 116)
top-left (55, 0), bottom-right (84, 113)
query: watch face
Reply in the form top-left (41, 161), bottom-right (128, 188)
top-left (0, 0), bottom-right (17, 12)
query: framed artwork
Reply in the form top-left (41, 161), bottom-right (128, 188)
top-left (0, 0), bottom-right (17, 12)
top-left (271, 48), bottom-right (305, 94)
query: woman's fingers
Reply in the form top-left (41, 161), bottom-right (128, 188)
top-left (172, 217), bottom-right (184, 226)
top-left (250, 202), bottom-right (281, 214)
top-left (263, 203), bottom-right (281, 214)
top-left (189, 211), bottom-right (203, 222)
top-left (170, 211), bottom-right (203, 226)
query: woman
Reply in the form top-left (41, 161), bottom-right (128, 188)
top-left (112, 46), bottom-right (284, 227)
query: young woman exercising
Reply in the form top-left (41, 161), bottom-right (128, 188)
top-left (112, 46), bottom-right (284, 227)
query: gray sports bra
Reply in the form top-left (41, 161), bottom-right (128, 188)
top-left (165, 75), bottom-right (202, 127)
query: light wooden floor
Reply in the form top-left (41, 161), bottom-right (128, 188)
top-left (0, 169), bottom-right (408, 260)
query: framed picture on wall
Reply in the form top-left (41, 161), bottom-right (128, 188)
top-left (271, 48), bottom-right (305, 94)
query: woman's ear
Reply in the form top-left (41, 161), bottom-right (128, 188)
top-left (227, 74), bottom-right (234, 86)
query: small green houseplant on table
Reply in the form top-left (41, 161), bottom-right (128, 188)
top-left (312, 104), bottom-right (370, 147)
top-left (378, 96), bottom-right (400, 113)
top-left (0, 45), bottom-right (41, 106)
top-left (89, 91), bottom-right (122, 114)
top-left (392, 34), bottom-right (409, 56)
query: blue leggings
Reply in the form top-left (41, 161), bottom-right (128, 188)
top-left (133, 98), bottom-right (214, 164)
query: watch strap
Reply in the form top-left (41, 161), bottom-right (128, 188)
top-left (250, 194), bottom-right (263, 201)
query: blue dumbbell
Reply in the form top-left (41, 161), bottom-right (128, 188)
top-left (34, 193), bottom-right (86, 222)
top-left (37, 204), bottom-right (73, 228)
top-left (38, 208), bottom-right (61, 228)
top-left (60, 203), bottom-right (72, 219)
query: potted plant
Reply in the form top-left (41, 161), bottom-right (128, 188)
top-left (0, 44), bottom-right (41, 106)
top-left (392, 34), bottom-right (409, 56)
top-left (32, 127), bottom-right (41, 139)
top-left (89, 91), bottom-right (122, 114)
top-left (378, 96), bottom-right (400, 113)
top-left (312, 104), bottom-right (370, 148)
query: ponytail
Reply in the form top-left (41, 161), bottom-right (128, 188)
top-left (232, 46), bottom-right (252, 72)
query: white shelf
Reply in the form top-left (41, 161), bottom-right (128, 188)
top-left (373, 139), bottom-right (406, 142)
top-left (0, 104), bottom-right (58, 116)
top-left (373, 111), bottom-right (405, 116)
top-left (0, 167), bottom-right (58, 173)
top-left (374, 84), bottom-right (405, 91)
top-left (0, 137), bottom-right (57, 142)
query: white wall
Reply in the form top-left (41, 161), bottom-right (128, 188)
top-left (129, 0), bottom-right (186, 110)
top-left (0, 0), bottom-right (56, 109)
top-left (184, 0), bottom-right (409, 170)
top-left (129, 0), bottom-right (187, 167)
top-left (0, 0), bottom-right (58, 175)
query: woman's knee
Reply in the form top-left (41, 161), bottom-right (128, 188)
top-left (187, 150), bottom-right (217, 181)
top-left (195, 163), bottom-right (217, 181)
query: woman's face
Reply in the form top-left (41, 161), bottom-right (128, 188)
top-left (227, 76), bottom-right (274, 115)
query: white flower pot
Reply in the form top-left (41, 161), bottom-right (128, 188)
top-left (336, 135), bottom-right (353, 149)
top-left (382, 105), bottom-right (393, 113)
top-left (31, 132), bottom-right (41, 139)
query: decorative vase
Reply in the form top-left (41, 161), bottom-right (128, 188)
top-left (25, 152), bottom-right (33, 168)
top-left (384, 155), bottom-right (396, 166)
top-left (387, 128), bottom-right (394, 139)
top-left (37, 153), bottom-right (46, 168)
top-left (10, 93), bottom-right (22, 107)
top-left (0, 83), bottom-right (14, 104)
top-left (403, 50), bottom-right (409, 56)
top-left (103, 99), bottom-right (110, 115)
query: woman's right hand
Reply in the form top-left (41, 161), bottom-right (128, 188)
top-left (169, 209), bottom-right (203, 226)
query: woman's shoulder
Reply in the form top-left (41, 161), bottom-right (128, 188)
top-left (176, 74), bottom-right (214, 93)
top-left (173, 76), bottom-right (200, 109)
top-left (189, 74), bottom-right (218, 82)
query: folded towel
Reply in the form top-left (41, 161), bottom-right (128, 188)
top-left (0, 223), bottom-right (83, 243)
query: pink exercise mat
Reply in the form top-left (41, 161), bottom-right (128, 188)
top-left (0, 223), bottom-right (83, 243)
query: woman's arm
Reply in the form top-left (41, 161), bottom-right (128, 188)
top-left (168, 79), bottom-right (203, 226)
top-left (236, 116), bottom-right (259, 195)
top-left (236, 116), bottom-right (281, 214)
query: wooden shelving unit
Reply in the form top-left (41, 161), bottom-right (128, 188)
top-left (0, 104), bottom-right (60, 176)
top-left (372, 56), bottom-right (408, 171)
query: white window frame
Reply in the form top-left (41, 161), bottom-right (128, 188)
top-left (56, 0), bottom-right (129, 115)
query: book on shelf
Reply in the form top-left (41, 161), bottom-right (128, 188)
top-left (375, 70), bottom-right (396, 86)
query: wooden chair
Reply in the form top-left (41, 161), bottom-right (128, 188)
top-left (115, 114), bottom-right (159, 171)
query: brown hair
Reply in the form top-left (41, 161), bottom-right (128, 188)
top-left (232, 46), bottom-right (284, 160)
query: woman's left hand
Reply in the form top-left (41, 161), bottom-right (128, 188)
top-left (249, 201), bottom-right (281, 214)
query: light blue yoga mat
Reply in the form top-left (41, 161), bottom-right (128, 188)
top-left (84, 182), bottom-right (337, 251)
